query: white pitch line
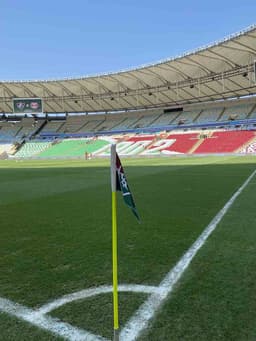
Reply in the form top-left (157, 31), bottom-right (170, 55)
top-left (38, 284), bottom-right (160, 315)
top-left (120, 169), bottom-right (256, 341)
top-left (0, 297), bottom-right (108, 341)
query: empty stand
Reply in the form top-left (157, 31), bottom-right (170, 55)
top-left (15, 141), bottom-right (51, 157)
top-left (95, 118), bottom-right (121, 132)
top-left (0, 122), bottom-right (21, 141)
top-left (15, 118), bottom-right (35, 139)
top-left (165, 133), bottom-right (199, 153)
top-left (38, 138), bottom-right (109, 158)
top-left (113, 116), bottom-right (143, 130)
top-left (77, 119), bottom-right (104, 133)
top-left (194, 131), bottom-right (255, 153)
top-left (171, 111), bottom-right (200, 125)
top-left (131, 115), bottom-right (158, 128)
top-left (149, 112), bottom-right (178, 127)
top-left (42, 121), bottom-right (64, 133)
top-left (220, 104), bottom-right (253, 121)
top-left (195, 107), bottom-right (223, 123)
top-left (58, 116), bottom-right (88, 133)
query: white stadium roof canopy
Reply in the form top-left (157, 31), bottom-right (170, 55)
top-left (1, 25), bottom-right (256, 113)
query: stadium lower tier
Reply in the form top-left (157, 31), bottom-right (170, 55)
top-left (4, 129), bottom-right (256, 158)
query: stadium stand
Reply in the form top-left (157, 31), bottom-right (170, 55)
top-left (14, 141), bottom-right (52, 157)
top-left (112, 116), bottom-right (143, 130)
top-left (58, 116), bottom-right (88, 133)
top-left (124, 135), bottom-right (156, 154)
top-left (171, 111), bottom-right (200, 125)
top-left (247, 105), bottom-right (256, 119)
top-left (148, 112), bottom-right (178, 127)
top-left (165, 133), bottom-right (199, 153)
top-left (131, 114), bottom-right (159, 128)
top-left (77, 118), bottom-right (105, 133)
top-left (241, 141), bottom-right (256, 153)
top-left (15, 118), bottom-right (35, 139)
top-left (193, 131), bottom-right (255, 153)
top-left (220, 104), bottom-right (254, 121)
top-left (1, 97), bottom-right (256, 158)
top-left (94, 117), bottom-right (119, 132)
top-left (194, 107), bottom-right (224, 123)
top-left (0, 118), bottom-right (47, 143)
top-left (42, 121), bottom-right (65, 133)
top-left (0, 122), bottom-right (21, 141)
top-left (38, 138), bottom-right (109, 158)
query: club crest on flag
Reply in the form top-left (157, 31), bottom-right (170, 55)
top-left (116, 152), bottom-right (140, 222)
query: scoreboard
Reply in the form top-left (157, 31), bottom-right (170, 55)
top-left (13, 98), bottom-right (43, 113)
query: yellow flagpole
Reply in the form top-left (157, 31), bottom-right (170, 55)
top-left (111, 144), bottom-right (119, 341)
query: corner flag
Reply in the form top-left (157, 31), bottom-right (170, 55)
top-left (110, 144), bottom-right (140, 341)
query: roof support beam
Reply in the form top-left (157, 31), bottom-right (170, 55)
top-left (231, 40), bottom-right (256, 54)
top-left (197, 51), bottom-right (238, 68)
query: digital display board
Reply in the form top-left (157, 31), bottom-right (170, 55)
top-left (13, 98), bottom-right (43, 113)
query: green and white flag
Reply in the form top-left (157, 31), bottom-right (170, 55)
top-left (116, 152), bottom-right (140, 221)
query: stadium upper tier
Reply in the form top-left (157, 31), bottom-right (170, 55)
top-left (1, 25), bottom-right (256, 113)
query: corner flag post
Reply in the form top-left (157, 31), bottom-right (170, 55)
top-left (111, 144), bottom-right (119, 341)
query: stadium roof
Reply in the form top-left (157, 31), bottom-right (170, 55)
top-left (1, 25), bottom-right (256, 113)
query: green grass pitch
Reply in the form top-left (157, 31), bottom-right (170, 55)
top-left (0, 155), bottom-right (256, 340)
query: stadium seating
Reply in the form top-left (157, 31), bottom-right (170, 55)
top-left (15, 118), bottom-right (36, 139)
top-left (38, 138), bottom-right (109, 158)
top-left (0, 122), bottom-right (22, 141)
top-left (149, 112), bottom-right (179, 127)
top-left (113, 116), bottom-right (143, 130)
top-left (58, 116), bottom-right (88, 133)
top-left (193, 131), bottom-right (255, 153)
top-left (171, 111), bottom-right (200, 125)
top-left (195, 107), bottom-right (223, 123)
top-left (77, 119), bottom-right (104, 133)
top-left (14, 141), bottom-right (52, 157)
top-left (165, 133), bottom-right (199, 153)
top-left (95, 118), bottom-right (121, 132)
top-left (131, 114), bottom-right (158, 128)
top-left (241, 140), bottom-right (256, 153)
top-left (247, 105), bottom-right (256, 119)
top-left (110, 133), bottom-right (199, 155)
top-left (220, 105), bottom-right (253, 121)
top-left (42, 121), bottom-right (64, 133)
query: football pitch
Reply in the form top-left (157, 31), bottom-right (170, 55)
top-left (0, 155), bottom-right (256, 340)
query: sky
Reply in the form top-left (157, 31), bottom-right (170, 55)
top-left (1, 0), bottom-right (256, 81)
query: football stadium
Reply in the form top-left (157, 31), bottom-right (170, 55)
top-left (1, 4), bottom-right (256, 340)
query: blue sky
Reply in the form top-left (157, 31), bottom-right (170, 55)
top-left (1, 0), bottom-right (256, 80)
